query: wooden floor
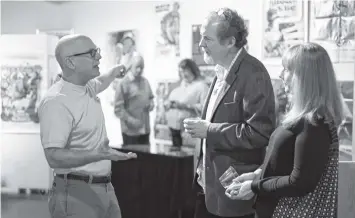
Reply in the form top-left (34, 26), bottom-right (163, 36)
top-left (1, 194), bottom-right (50, 218)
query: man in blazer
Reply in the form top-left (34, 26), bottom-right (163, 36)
top-left (184, 8), bottom-right (276, 218)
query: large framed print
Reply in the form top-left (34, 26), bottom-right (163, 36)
top-left (1, 53), bottom-right (47, 134)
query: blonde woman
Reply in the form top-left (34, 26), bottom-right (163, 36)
top-left (225, 43), bottom-right (344, 218)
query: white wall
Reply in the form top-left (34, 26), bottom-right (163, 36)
top-left (1, 1), bottom-right (72, 34)
top-left (1, 1), bottom-right (70, 191)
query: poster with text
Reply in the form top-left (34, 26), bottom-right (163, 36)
top-left (155, 2), bottom-right (180, 58)
top-left (1, 57), bottom-right (46, 133)
top-left (310, 0), bottom-right (355, 63)
top-left (262, 0), bottom-right (305, 63)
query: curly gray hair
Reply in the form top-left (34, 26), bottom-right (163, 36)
top-left (207, 8), bottom-right (248, 48)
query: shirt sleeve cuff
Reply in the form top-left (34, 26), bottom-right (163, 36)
top-left (206, 123), bottom-right (220, 144)
top-left (42, 142), bottom-right (66, 149)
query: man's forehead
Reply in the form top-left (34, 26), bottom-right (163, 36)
top-left (200, 21), bottom-right (218, 36)
top-left (59, 36), bottom-right (96, 56)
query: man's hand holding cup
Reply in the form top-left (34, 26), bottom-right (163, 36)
top-left (183, 117), bottom-right (210, 138)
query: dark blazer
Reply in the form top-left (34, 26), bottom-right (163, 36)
top-left (193, 48), bottom-right (276, 217)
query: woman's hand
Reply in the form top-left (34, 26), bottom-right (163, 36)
top-left (225, 180), bottom-right (255, 200)
top-left (232, 168), bottom-right (262, 183)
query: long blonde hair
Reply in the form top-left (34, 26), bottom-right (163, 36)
top-left (281, 43), bottom-right (344, 127)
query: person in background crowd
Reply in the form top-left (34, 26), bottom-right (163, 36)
top-left (165, 58), bottom-right (209, 150)
top-left (183, 7), bottom-right (276, 218)
top-left (226, 43), bottom-right (344, 218)
top-left (114, 54), bottom-right (154, 146)
top-left (38, 34), bottom-right (137, 218)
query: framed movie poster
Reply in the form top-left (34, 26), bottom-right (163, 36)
top-left (262, 0), bottom-right (306, 64)
top-left (1, 55), bottom-right (46, 133)
top-left (309, 0), bottom-right (355, 63)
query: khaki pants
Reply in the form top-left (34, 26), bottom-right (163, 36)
top-left (48, 176), bottom-right (121, 218)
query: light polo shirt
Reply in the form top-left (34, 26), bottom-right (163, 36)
top-left (114, 73), bottom-right (154, 136)
top-left (197, 48), bottom-right (242, 191)
top-left (38, 78), bottom-right (110, 176)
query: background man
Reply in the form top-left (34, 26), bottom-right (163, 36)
top-left (114, 54), bottom-right (154, 145)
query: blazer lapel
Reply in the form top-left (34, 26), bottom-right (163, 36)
top-left (210, 48), bottom-right (248, 120)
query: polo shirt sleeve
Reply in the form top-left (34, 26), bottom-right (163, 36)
top-left (87, 78), bottom-right (101, 95)
top-left (39, 99), bottom-right (73, 149)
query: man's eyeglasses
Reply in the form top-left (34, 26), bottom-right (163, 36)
top-left (70, 48), bottom-right (100, 58)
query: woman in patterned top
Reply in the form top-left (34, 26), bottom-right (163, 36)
top-left (225, 43), bottom-right (344, 218)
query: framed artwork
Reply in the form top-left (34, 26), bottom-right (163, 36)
top-left (36, 28), bottom-right (74, 39)
top-left (309, 0), bottom-right (355, 63)
top-left (155, 1), bottom-right (180, 57)
top-left (106, 29), bottom-right (140, 109)
top-left (1, 56), bottom-right (46, 134)
top-left (337, 80), bottom-right (354, 155)
top-left (107, 29), bottom-right (138, 68)
top-left (262, 0), bottom-right (306, 64)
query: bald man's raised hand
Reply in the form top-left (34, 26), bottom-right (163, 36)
top-left (110, 64), bottom-right (126, 78)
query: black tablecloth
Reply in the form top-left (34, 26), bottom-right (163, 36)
top-left (111, 145), bottom-right (195, 218)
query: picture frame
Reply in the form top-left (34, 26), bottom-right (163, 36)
top-left (35, 28), bottom-right (74, 39)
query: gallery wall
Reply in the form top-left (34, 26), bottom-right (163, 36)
top-left (64, 0), bottom-right (269, 145)
top-left (1, 1), bottom-right (72, 34)
top-left (64, 0), bottom-right (355, 152)
top-left (1, 0), bottom-right (355, 149)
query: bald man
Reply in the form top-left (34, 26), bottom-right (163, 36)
top-left (38, 34), bottom-right (136, 218)
top-left (114, 54), bottom-right (154, 145)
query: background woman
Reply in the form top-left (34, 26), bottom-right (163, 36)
top-left (165, 59), bottom-right (209, 150)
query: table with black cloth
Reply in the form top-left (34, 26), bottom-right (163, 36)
top-left (111, 145), bottom-right (196, 218)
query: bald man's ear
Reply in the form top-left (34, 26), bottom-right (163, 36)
top-left (64, 57), bottom-right (75, 70)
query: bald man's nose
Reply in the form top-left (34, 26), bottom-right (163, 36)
top-left (96, 52), bottom-right (102, 60)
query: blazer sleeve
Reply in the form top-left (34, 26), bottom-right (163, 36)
top-left (206, 70), bottom-right (276, 149)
